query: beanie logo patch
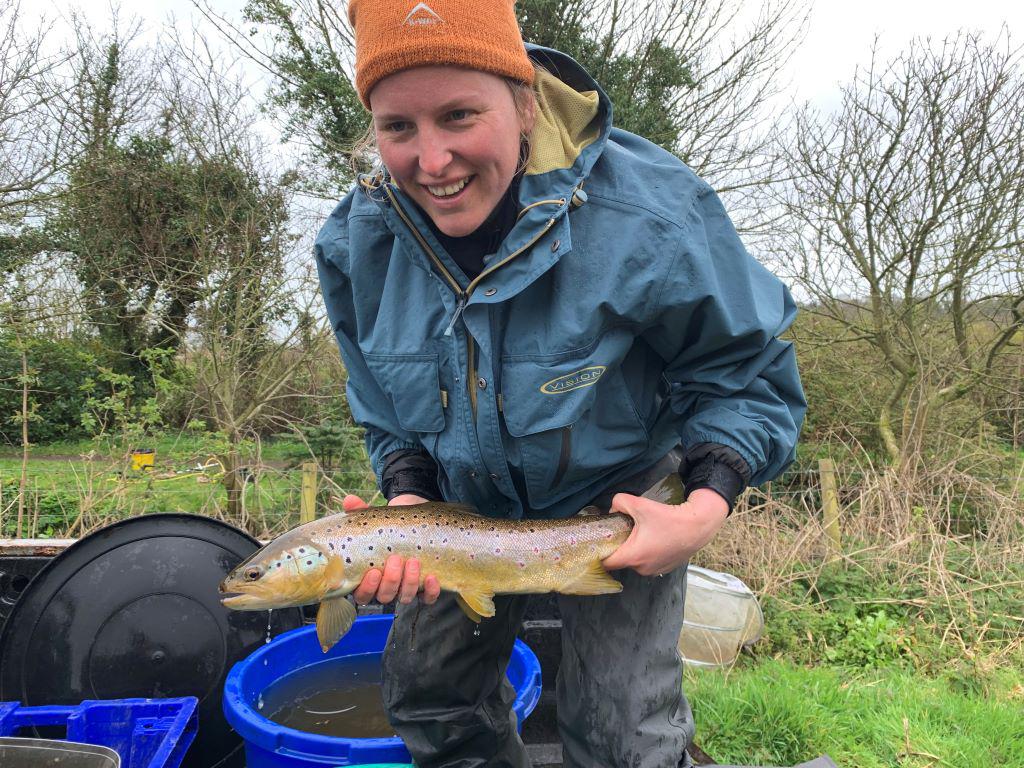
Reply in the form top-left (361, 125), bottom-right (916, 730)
top-left (403, 2), bottom-right (444, 26)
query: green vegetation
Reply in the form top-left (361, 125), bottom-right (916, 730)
top-left (1, 6), bottom-right (1020, 765)
top-left (0, 432), bottom-right (378, 539)
top-left (686, 660), bottom-right (1024, 768)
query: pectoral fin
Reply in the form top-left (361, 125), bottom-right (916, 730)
top-left (316, 597), bottom-right (357, 653)
top-left (455, 594), bottom-right (483, 623)
top-left (324, 556), bottom-right (345, 591)
top-left (456, 589), bottom-right (496, 620)
top-left (561, 561), bottom-right (624, 595)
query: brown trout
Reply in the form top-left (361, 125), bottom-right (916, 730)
top-left (219, 475), bottom-right (684, 652)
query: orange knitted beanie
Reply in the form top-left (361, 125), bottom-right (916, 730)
top-left (348, 0), bottom-right (535, 108)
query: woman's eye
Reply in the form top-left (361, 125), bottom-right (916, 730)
top-left (382, 121), bottom-right (410, 133)
top-left (447, 109), bottom-right (471, 122)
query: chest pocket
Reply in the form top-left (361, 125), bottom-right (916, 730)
top-left (500, 358), bottom-right (650, 509)
top-left (363, 353), bottom-right (446, 434)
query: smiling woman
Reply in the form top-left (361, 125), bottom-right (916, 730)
top-left (313, 0), bottom-right (804, 765)
top-left (369, 66), bottom-right (534, 237)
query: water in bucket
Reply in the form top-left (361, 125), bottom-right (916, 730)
top-left (262, 655), bottom-right (395, 739)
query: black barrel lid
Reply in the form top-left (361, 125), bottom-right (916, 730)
top-left (0, 514), bottom-right (304, 768)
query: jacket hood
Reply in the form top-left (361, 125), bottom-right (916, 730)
top-left (520, 44), bottom-right (613, 192)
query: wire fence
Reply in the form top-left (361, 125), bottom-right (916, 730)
top-left (1, 450), bottom-right (1020, 541)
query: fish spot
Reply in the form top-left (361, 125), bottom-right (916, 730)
top-left (518, 561), bottom-right (525, 568)
top-left (285, 555), bottom-right (291, 559)
top-left (378, 528), bottom-right (383, 534)
top-left (328, 543), bottom-right (334, 550)
top-left (533, 547), bottom-right (540, 553)
top-left (387, 546), bottom-right (392, 551)
top-left (494, 547), bottom-right (501, 554)
top-left (470, 554), bottom-right (475, 560)
top-left (276, 563), bottom-right (282, 568)
top-left (416, 545), bottom-right (422, 550)
top-left (306, 560), bottom-right (312, 565)
top-left (368, 545), bottom-right (374, 550)
top-left (529, 528), bottom-right (535, 533)
top-left (298, 548), bottom-right (305, 554)
top-left (346, 536), bottom-right (353, 541)
top-left (345, 557), bottom-right (352, 564)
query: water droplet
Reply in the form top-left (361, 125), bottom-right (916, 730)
top-left (265, 610), bottom-right (273, 645)
top-left (257, 695), bottom-right (264, 710)
top-left (473, 626), bottom-right (481, 637)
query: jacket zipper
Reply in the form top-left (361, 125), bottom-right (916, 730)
top-left (383, 184), bottom-right (561, 420)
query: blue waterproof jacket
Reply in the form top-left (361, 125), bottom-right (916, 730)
top-left (315, 46), bottom-right (805, 519)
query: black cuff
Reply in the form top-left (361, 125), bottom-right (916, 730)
top-left (678, 443), bottom-right (750, 513)
top-left (379, 448), bottom-right (443, 502)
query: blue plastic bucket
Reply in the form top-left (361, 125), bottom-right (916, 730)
top-left (223, 615), bottom-right (542, 767)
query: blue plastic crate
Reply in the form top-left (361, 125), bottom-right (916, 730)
top-left (0, 697), bottom-right (198, 768)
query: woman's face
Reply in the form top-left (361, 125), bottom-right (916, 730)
top-left (370, 66), bottom-right (535, 238)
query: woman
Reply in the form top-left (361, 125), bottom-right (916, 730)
top-left (315, 1), bottom-right (805, 766)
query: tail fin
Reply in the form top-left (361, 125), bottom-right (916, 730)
top-left (641, 473), bottom-right (686, 505)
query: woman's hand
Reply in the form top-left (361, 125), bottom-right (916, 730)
top-left (341, 493), bottom-right (442, 606)
top-left (601, 489), bottom-right (729, 576)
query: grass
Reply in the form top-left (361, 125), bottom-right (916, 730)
top-left (2, 433), bottom-right (1022, 765)
top-left (0, 434), bottom-right (379, 538)
top-left (686, 659), bottom-right (1024, 767)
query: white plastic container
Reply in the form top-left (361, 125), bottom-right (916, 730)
top-left (678, 565), bottom-right (764, 668)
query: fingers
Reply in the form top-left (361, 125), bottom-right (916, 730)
top-left (398, 558), bottom-right (421, 604)
top-left (352, 567), bottom-right (382, 605)
top-left (600, 531), bottom-right (637, 571)
top-left (374, 555), bottom-right (405, 603)
top-left (354, 556), bottom-right (434, 606)
top-left (388, 493), bottom-right (430, 507)
top-left (422, 574), bottom-right (441, 604)
top-left (609, 492), bottom-right (642, 519)
top-left (343, 494), bottom-right (369, 512)
top-left (602, 493), bottom-right (644, 571)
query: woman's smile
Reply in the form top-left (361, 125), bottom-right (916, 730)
top-left (370, 67), bottom-right (534, 237)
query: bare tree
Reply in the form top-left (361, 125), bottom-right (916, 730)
top-left (197, 0), bottom-right (807, 211)
top-left (0, 2), bottom-right (69, 224)
top-left (775, 31), bottom-right (1024, 464)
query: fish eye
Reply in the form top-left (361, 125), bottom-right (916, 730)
top-left (244, 566), bottom-right (263, 582)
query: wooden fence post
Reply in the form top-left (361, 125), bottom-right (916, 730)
top-left (300, 462), bottom-right (318, 524)
top-left (819, 458), bottom-right (841, 552)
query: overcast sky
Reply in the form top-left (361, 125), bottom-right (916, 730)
top-left (42, 0), bottom-right (1024, 109)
